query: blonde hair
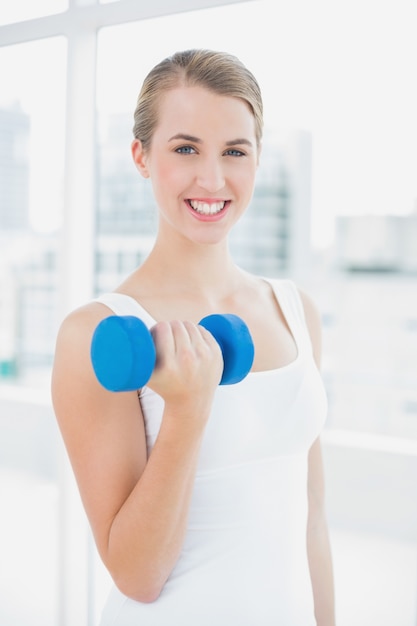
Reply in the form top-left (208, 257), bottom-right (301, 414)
top-left (133, 49), bottom-right (263, 151)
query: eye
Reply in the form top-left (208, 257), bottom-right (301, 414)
top-left (175, 145), bottom-right (197, 155)
top-left (224, 148), bottom-right (245, 157)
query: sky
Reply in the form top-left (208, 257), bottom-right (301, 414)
top-left (1, 0), bottom-right (417, 246)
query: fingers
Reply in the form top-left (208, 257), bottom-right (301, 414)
top-left (151, 320), bottom-right (194, 366)
top-left (150, 321), bottom-right (175, 370)
top-left (149, 319), bottom-right (223, 399)
top-left (181, 320), bottom-right (217, 352)
top-left (152, 320), bottom-right (218, 356)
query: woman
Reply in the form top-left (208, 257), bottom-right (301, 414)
top-left (52, 49), bottom-right (336, 625)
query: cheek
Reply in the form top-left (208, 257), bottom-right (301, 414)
top-left (235, 166), bottom-right (257, 196)
top-left (154, 159), bottom-right (188, 192)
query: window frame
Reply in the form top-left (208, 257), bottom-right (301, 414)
top-left (0, 2), bottom-right (255, 624)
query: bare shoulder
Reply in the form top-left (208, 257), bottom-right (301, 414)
top-left (52, 301), bottom-right (113, 409)
top-left (54, 300), bottom-right (111, 348)
top-left (297, 287), bottom-right (322, 367)
top-left (51, 299), bottom-right (142, 432)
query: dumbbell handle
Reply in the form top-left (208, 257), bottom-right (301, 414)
top-left (91, 314), bottom-right (254, 392)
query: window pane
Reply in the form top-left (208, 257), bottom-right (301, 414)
top-left (95, 0), bottom-right (417, 447)
top-left (92, 3), bottom-right (417, 623)
top-left (95, 3), bottom-right (295, 296)
top-left (0, 0), bottom-right (68, 26)
top-left (0, 36), bottom-right (66, 625)
top-left (0, 37), bottom-right (66, 380)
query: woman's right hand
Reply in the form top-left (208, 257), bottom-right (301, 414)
top-left (148, 320), bottom-right (223, 419)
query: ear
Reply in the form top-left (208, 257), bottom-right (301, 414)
top-left (131, 139), bottom-right (150, 178)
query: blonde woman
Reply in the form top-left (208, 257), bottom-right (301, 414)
top-left (52, 49), bottom-right (335, 625)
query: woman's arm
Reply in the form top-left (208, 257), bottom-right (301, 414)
top-left (307, 438), bottom-right (336, 625)
top-left (299, 289), bottom-right (336, 625)
top-left (51, 305), bottom-right (222, 603)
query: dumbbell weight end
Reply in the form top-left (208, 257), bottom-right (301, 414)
top-left (91, 315), bottom-right (156, 392)
top-left (199, 314), bottom-right (254, 385)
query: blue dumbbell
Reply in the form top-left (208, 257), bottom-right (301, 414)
top-left (91, 314), bottom-right (255, 392)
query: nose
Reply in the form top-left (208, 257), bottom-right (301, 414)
top-left (195, 155), bottom-right (225, 193)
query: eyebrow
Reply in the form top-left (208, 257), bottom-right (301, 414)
top-left (168, 133), bottom-right (253, 148)
top-left (168, 133), bottom-right (202, 143)
top-left (225, 138), bottom-right (253, 147)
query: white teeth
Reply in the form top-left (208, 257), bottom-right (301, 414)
top-left (189, 200), bottom-right (225, 215)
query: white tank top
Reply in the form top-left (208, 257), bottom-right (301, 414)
top-left (96, 278), bottom-right (327, 626)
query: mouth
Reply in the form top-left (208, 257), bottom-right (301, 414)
top-left (187, 199), bottom-right (228, 216)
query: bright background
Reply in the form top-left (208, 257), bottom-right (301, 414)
top-left (0, 1), bottom-right (416, 624)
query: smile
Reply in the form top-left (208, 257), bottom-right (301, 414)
top-left (188, 200), bottom-right (226, 215)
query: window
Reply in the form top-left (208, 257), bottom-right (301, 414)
top-left (0, 37), bottom-right (66, 379)
top-left (0, 35), bottom-right (66, 624)
top-left (0, 0), bottom-right (67, 26)
top-left (2, 2), bottom-right (417, 624)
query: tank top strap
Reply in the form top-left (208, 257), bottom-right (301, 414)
top-left (264, 278), bottom-right (313, 357)
top-left (93, 292), bottom-right (156, 330)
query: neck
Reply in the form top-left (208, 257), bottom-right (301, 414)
top-left (141, 233), bottom-right (243, 299)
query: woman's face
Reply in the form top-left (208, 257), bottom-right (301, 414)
top-left (132, 85), bottom-right (259, 247)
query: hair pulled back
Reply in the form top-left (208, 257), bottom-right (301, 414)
top-left (133, 49), bottom-right (263, 151)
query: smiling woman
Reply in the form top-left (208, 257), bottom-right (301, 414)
top-left (95, 0), bottom-right (417, 250)
top-left (52, 48), bottom-right (335, 626)
top-left (131, 82), bottom-right (259, 242)
top-left (2, 1), bottom-right (416, 624)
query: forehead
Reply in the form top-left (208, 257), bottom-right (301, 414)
top-left (154, 86), bottom-right (256, 141)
